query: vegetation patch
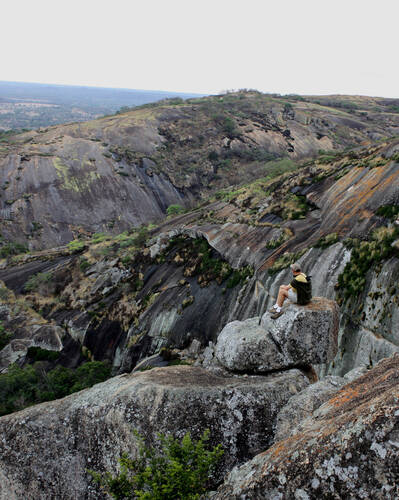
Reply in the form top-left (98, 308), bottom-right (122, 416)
top-left (268, 249), bottom-right (308, 275)
top-left (281, 194), bottom-right (310, 220)
top-left (376, 204), bottom-right (399, 220)
top-left (265, 228), bottom-right (293, 249)
top-left (24, 272), bottom-right (53, 293)
top-left (337, 225), bottom-right (399, 303)
top-left (26, 346), bottom-right (61, 362)
top-left (0, 322), bottom-right (11, 351)
top-left (314, 233), bottom-right (339, 249)
top-left (0, 361), bottom-right (111, 416)
top-left (0, 239), bottom-right (28, 259)
top-left (89, 429), bottom-right (223, 500)
top-left (67, 239), bottom-right (87, 253)
top-left (167, 204), bottom-right (186, 216)
top-left (160, 236), bottom-right (253, 288)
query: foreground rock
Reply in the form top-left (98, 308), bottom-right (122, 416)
top-left (0, 365), bottom-right (308, 499)
top-left (215, 298), bottom-right (339, 373)
top-left (274, 365), bottom-right (367, 442)
top-left (214, 354), bottom-right (399, 500)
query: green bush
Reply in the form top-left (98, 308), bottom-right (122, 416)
top-left (167, 204), bottom-right (185, 216)
top-left (0, 322), bottom-right (11, 351)
top-left (89, 429), bottom-right (224, 500)
top-left (132, 226), bottom-right (149, 248)
top-left (68, 239), bottom-right (87, 253)
top-left (27, 346), bottom-right (60, 362)
top-left (91, 233), bottom-right (110, 244)
top-left (337, 225), bottom-right (399, 301)
top-left (0, 240), bottom-right (28, 258)
top-left (24, 272), bottom-right (53, 292)
top-left (376, 204), bottom-right (399, 220)
top-left (0, 361), bottom-right (111, 416)
top-left (314, 233), bottom-right (339, 249)
top-left (79, 257), bottom-right (91, 272)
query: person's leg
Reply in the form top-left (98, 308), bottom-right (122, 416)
top-left (270, 285), bottom-right (290, 313)
top-left (277, 285), bottom-right (289, 308)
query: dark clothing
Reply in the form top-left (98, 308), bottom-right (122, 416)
top-left (290, 275), bottom-right (312, 305)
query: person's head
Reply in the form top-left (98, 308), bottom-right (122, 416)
top-left (290, 263), bottom-right (301, 275)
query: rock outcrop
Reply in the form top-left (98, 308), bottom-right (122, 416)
top-left (214, 298), bottom-right (339, 373)
top-left (274, 365), bottom-right (367, 442)
top-left (0, 301), bottom-right (67, 372)
top-left (214, 354), bottom-right (399, 500)
top-left (0, 365), bottom-right (308, 499)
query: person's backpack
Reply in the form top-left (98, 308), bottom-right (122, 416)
top-left (303, 275), bottom-right (312, 304)
top-left (293, 275), bottom-right (312, 305)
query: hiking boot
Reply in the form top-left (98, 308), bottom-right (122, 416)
top-left (268, 307), bottom-right (278, 313)
top-left (270, 310), bottom-right (283, 320)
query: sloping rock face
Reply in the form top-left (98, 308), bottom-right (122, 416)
top-left (274, 365), bottom-right (367, 442)
top-left (0, 365), bottom-right (308, 500)
top-left (1, 142), bottom-right (398, 378)
top-left (215, 298), bottom-right (339, 373)
top-left (214, 354), bottom-right (399, 500)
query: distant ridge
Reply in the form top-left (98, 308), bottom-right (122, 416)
top-left (0, 80), bottom-right (204, 130)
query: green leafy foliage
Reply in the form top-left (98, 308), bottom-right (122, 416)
top-left (376, 204), bottom-right (399, 220)
top-left (158, 236), bottom-right (253, 288)
top-left (26, 346), bottom-right (61, 362)
top-left (281, 194), bottom-right (309, 220)
top-left (0, 238), bottom-right (28, 258)
top-left (24, 272), bottom-right (53, 292)
top-left (337, 225), bottom-right (399, 302)
top-left (265, 228), bottom-right (293, 250)
top-left (91, 232), bottom-right (111, 244)
top-left (89, 429), bottom-right (224, 500)
top-left (0, 361), bottom-right (111, 416)
top-left (166, 204), bottom-right (186, 216)
top-left (0, 322), bottom-right (11, 351)
top-left (79, 256), bottom-right (91, 272)
top-left (314, 233), bottom-right (339, 249)
top-left (67, 239), bottom-right (87, 253)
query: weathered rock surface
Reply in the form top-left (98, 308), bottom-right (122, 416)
top-left (0, 365), bottom-right (308, 499)
top-left (215, 298), bottom-right (339, 373)
top-left (214, 354), bottom-right (399, 500)
top-left (274, 365), bottom-right (367, 442)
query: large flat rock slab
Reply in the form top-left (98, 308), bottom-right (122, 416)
top-left (215, 297), bottom-right (339, 373)
top-left (0, 365), bottom-right (308, 499)
top-left (214, 354), bottom-right (399, 499)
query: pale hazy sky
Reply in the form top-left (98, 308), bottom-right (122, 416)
top-left (2, 0), bottom-right (398, 97)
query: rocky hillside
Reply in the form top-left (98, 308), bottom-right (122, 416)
top-left (0, 138), bottom-right (398, 380)
top-left (1, 91), bottom-right (399, 249)
top-left (0, 95), bottom-right (399, 499)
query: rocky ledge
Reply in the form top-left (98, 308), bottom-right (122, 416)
top-left (0, 365), bottom-right (308, 499)
top-left (214, 354), bottom-right (399, 499)
top-left (214, 297), bottom-right (339, 373)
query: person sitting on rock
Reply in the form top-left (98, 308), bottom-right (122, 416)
top-left (269, 263), bottom-right (312, 319)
